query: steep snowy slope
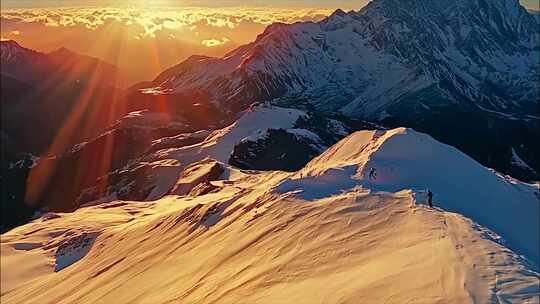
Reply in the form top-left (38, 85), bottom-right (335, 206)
top-left (2, 129), bottom-right (539, 303)
top-left (278, 128), bottom-right (540, 268)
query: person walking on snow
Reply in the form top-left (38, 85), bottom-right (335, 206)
top-left (368, 168), bottom-right (377, 180)
top-left (427, 190), bottom-right (433, 208)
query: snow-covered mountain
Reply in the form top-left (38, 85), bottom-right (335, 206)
top-left (282, 128), bottom-right (539, 265)
top-left (2, 125), bottom-right (538, 303)
top-left (142, 0), bottom-right (540, 181)
top-left (2, 2), bottom-right (539, 300)
top-left (150, 0), bottom-right (539, 115)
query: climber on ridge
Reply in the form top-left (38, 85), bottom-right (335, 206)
top-left (368, 168), bottom-right (377, 180)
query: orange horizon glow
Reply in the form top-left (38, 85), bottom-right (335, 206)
top-left (0, 6), bottom-right (335, 85)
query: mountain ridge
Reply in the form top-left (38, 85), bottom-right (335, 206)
top-left (138, 0), bottom-right (540, 181)
top-left (2, 125), bottom-right (538, 303)
top-left (1, 2), bottom-right (539, 302)
top-left (0, 40), bottom-right (126, 88)
top-left (147, 0), bottom-right (539, 115)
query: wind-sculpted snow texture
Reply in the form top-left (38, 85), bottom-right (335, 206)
top-left (277, 128), bottom-right (540, 269)
top-left (2, 128), bottom-right (539, 303)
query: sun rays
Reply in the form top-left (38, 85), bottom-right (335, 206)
top-left (5, 3), bottom-right (329, 209)
top-left (0, 6), bottom-right (333, 84)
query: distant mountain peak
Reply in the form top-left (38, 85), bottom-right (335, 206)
top-left (148, 0), bottom-right (539, 115)
top-left (0, 39), bottom-right (22, 48)
top-left (0, 39), bottom-right (39, 64)
top-left (362, 0), bottom-right (531, 25)
top-left (259, 22), bottom-right (290, 37)
top-left (321, 8), bottom-right (357, 29)
top-left (0, 40), bottom-right (26, 55)
top-left (51, 46), bottom-right (74, 54)
top-left (1, 40), bottom-right (126, 88)
top-left (48, 47), bottom-right (82, 60)
top-left (330, 8), bottom-right (347, 17)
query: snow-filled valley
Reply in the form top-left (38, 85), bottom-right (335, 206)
top-left (2, 107), bottom-right (539, 303)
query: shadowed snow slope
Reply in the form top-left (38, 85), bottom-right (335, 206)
top-left (1, 129), bottom-right (539, 303)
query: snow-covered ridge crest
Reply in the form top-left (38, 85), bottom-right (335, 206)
top-left (276, 128), bottom-right (540, 269)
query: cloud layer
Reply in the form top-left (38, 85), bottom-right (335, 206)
top-left (0, 6), bottom-right (334, 84)
top-left (1, 6), bottom-right (332, 39)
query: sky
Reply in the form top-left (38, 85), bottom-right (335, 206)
top-left (2, 0), bottom-right (539, 10)
top-left (0, 3), bottom-right (343, 84)
top-left (2, 1), bottom-right (362, 9)
top-left (1, 0), bottom-right (538, 85)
